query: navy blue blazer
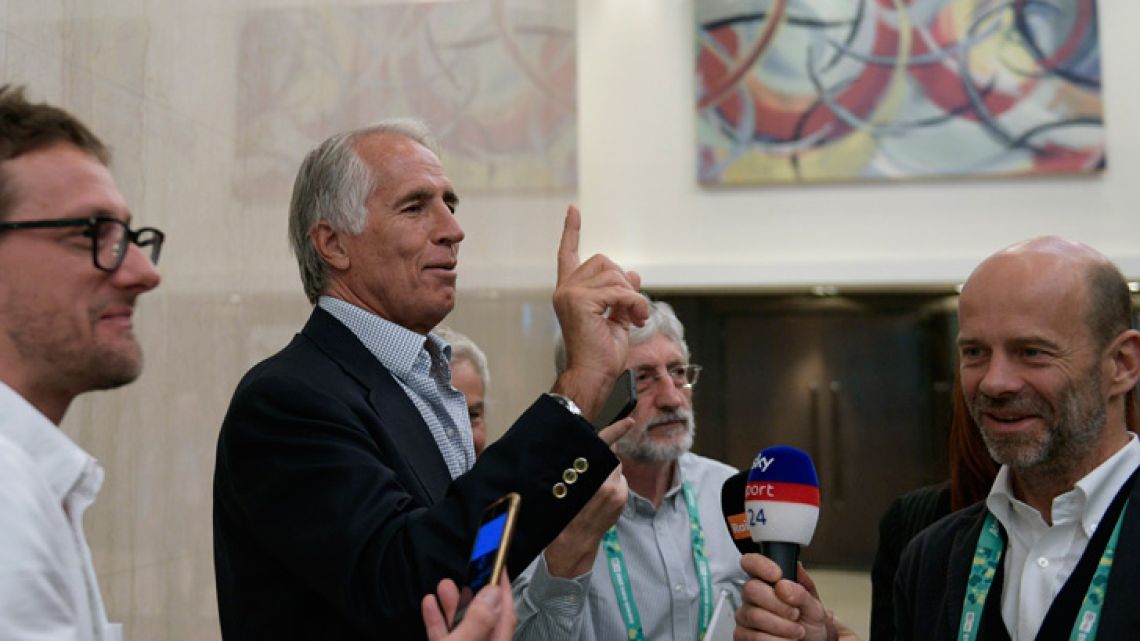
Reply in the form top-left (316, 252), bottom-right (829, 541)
top-left (213, 307), bottom-right (618, 639)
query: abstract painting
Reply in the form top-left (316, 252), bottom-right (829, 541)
top-left (696, 0), bottom-right (1105, 184)
top-left (235, 0), bottom-right (577, 202)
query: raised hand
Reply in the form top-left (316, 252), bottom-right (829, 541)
top-left (551, 206), bottom-right (648, 420)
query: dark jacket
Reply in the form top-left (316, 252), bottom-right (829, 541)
top-left (213, 307), bottom-right (617, 639)
top-left (870, 482), bottom-right (952, 641)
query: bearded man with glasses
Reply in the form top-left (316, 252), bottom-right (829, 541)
top-left (513, 296), bottom-right (746, 641)
top-left (0, 84), bottom-right (163, 641)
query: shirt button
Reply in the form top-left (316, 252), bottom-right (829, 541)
top-left (1037, 557), bottom-right (1049, 568)
top-left (674, 584), bottom-right (682, 592)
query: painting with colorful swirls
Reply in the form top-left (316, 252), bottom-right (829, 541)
top-left (234, 1), bottom-right (575, 201)
top-left (696, 0), bottom-right (1104, 184)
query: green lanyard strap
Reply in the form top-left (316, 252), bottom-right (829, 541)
top-left (602, 480), bottom-right (715, 641)
top-left (957, 501), bottom-right (1128, 641)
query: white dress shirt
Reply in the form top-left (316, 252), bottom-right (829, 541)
top-left (513, 452), bottom-right (747, 641)
top-left (986, 433), bottom-right (1140, 641)
top-left (0, 381), bottom-right (121, 641)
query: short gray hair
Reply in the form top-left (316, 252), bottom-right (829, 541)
top-left (436, 325), bottom-right (490, 392)
top-left (288, 118), bottom-right (439, 304)
top-left (554, 296), bottom-right (690, 374)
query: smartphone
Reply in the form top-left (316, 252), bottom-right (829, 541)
top-left (452, 492), bottom-right (521, 628)
top-left (591, 369), bottom-right (637, 430)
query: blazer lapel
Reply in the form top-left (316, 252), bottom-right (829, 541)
top-left (301, 307), bottom-right (452, 504)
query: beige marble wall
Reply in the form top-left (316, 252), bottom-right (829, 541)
top-left (3, 1), bottom-right (572, 638)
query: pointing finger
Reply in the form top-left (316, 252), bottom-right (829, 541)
top-left (557, 205), bottom-right (582, 285)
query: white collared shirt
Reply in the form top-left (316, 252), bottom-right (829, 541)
top-left (986, 433), bottom-right (1140, 641)
top-left (0, 381), bottom-right (121, 641)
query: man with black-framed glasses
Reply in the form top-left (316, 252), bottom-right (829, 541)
top-left (0, 216), bottom-right (163, 272)
top-left (0, 84), bottom-right (162, 641)
top-left (514, 297), bottom-right (746, 641)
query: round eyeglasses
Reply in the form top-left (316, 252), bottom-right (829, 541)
top-left (0, 216), bottom-right (164, 272)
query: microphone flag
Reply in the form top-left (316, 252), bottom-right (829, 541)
top-left (745, 445), bottom-right (820, 546)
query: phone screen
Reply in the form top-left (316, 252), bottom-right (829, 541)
top-left (452, 493), bottom-right (520, 629)
top-left (467, 512), bottom-right (508, 592)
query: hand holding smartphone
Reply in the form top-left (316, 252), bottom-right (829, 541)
top-left (451, 493), bottom-right (520, 629)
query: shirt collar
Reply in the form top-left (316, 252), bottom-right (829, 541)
top-left (319, 296), bottom-right (452, 378)
top-left (1076, 433), bottom-right (1140, 535)
top-left (986, 433), bottom-right (1140, 536)
top-left (0, 380), bottom-right (96, 501)
top-left (985, 466), bottom-right (1017, 532)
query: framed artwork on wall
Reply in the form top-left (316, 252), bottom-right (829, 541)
top-left (695, 0), bottom-right (1105, 185)
top-left (234, 0), bottom-right (577, 202)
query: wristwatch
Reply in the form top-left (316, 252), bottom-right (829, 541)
top-left (546, 393), bottom-right (583, 417)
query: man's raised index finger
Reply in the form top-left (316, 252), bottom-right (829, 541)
top-left (557, 205), bottom-right (581, 283)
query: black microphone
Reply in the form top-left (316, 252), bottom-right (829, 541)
top-left (745, 445), bottom-right (820, 583)
top-left (720, 469), bottom-right (760, 555)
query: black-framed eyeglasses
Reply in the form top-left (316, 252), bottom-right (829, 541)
top-left (635, 364), bottom-right (702, 393)
top-left (0, 216), bottom-right (164, 272)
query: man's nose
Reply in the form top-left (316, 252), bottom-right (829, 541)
top-left (112, 242), bottom-right (161, 292)
top-left (653, 376), bottom-right (686, 410)
top-left (434, 202), bottom-right (464, 247)
top-left (976, 353), bottom-right (1023, 399)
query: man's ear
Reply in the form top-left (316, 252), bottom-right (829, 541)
top-left (311, 221), bottom-right (350, 271)
top-left (1106, 329), bottom-right (1140, 397)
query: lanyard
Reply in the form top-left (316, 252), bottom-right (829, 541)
top-left (957, 502), bottom-right (1128, 641)
top-left (602, 480), bottom-right (714, 641)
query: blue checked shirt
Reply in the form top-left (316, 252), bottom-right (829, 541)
top-left (319, 297), bottom-right (474, 479)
